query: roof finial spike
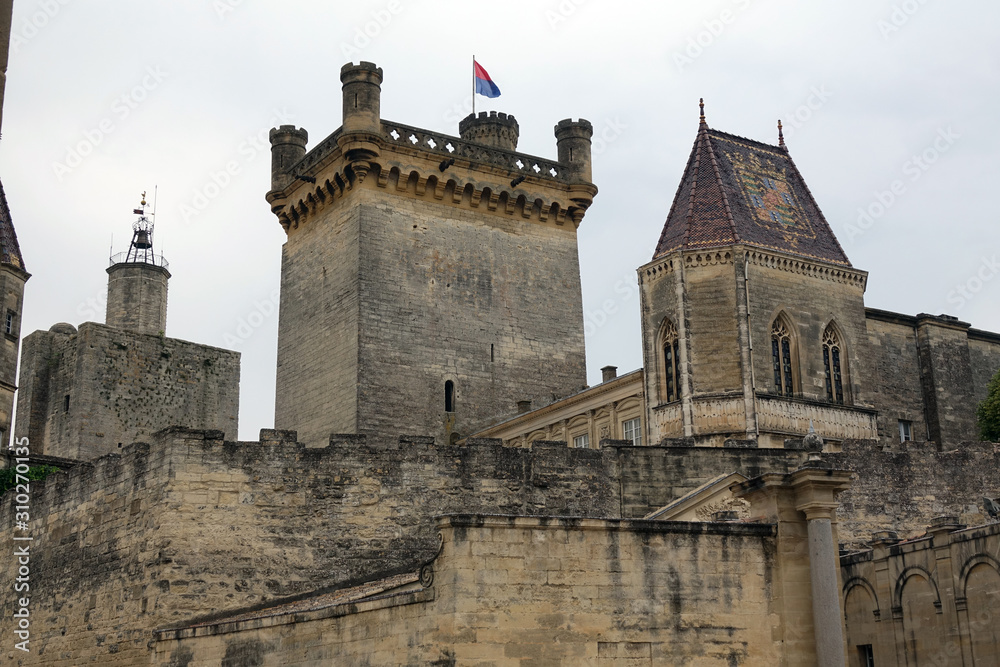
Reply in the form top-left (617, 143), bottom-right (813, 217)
top-left (777, 120), bottom-right (786, 150)
top-left (699, 98), bottom-right (706, 125)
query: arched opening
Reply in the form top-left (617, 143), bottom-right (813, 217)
top-left (770, 314), bottom-right (796, 396)
top-left (659, 318), bottom-right (681, 403)
top-left (444, 380), bottom-right (455, 413)
top-left (822, 323), bottom-right (845, 404)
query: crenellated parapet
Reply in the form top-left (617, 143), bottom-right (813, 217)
top-left (266, 61), bottom-right (598, 234)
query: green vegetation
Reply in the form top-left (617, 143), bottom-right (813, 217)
top-left (978, 368), bottom-right (1000, 442)
top-left (0, 464), bottom-right (62, 495)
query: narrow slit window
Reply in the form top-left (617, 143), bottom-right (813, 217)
top-left (444, 380), bottom-right (455, 413)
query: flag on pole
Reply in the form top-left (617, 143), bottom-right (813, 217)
top-left (473, 60), bottom-right (501, 98)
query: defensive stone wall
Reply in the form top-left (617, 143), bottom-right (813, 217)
top-left (0, 430), bottom-right (614, 666)
top-left (14, 322), bottom-right (240, 459)
top-left (827, 439), bottom-right (1000, 544)
top-left (3, 431), bottom-right (998, 665)
top-left (152, 516), bottom-right (783, 666)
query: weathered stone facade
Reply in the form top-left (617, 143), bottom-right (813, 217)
top-left (154, 515), bottom-right (787, 666)
top-left (3, 427), bottom-right (999, 664)
top-left (841, 519), bottom-right (1000, 665)
top-left (270, 62), bottom-right (595, 446)
top-left (15, 323), bottom-right (239, 459)
top-left (105, 263), bottom-right (169, 337)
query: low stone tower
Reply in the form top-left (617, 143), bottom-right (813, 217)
top-left (15, 196), bottom-right (240, 459)
top-left (459, 111), bottom-right (519, 151)
top-left (106, 194), bottom-right (170, 335)
top-left (267, 61), bottom-right (598, 445)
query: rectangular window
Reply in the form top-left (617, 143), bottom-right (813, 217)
top-left (5, 310), bottom-right (14, 336)
top-left (572, 433), bottom-right (590, 449)
top-left (622, 418), bottom-right (642, 446)
top-left (64, 394), bottom-right (70, 412)
top-left (857, 644), bottom-right (875, 667)
top-left (899, 420), bottom-right (913, 442)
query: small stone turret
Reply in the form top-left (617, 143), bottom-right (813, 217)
top-left (459, 111), bottom-right (519, 151)
top-left (106, 194), bottom-right (170, 336)
top-left (341, 61), bottom-right (383, 134)
top-left (269, 125), bottom-right (308, 193)
top-left (338, 61), bottom-right (383, 182)
top-left (555, 119), bottom-right (594, 184)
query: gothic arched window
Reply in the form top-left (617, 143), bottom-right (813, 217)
top-left (822, 325), bottom-right (845, 404)
top-left (661, 319), bottom-right (681, 403)
top-left (771, 316), bottom-right (795, 396)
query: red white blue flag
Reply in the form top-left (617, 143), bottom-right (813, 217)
top-left (474, 60), bottom-right (501, 98)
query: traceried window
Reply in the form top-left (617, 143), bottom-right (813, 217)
top-left (661, 319), bottom-right (682, 403)
top-left (822, 325), bottom-right (845, 404)
top-left (771, 317), bottom-right (795, 396)
top-left (622, 418), bottom-right (642, 446)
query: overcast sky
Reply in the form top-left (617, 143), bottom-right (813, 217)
top-left (2, 0), bottom-right (997, 440)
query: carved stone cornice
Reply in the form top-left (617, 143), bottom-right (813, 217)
top-left (267, 121), bottom-right (598, 234)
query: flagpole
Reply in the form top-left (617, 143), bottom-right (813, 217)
top-left (472, 55), bottom-right (476, 117)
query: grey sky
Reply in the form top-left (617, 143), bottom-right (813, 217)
top-left (2, 0), bottom-right (997, 440)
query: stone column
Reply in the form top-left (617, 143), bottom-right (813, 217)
top-left (733, 465), bottom-right (852, 665)
top-left (796, 500), bottom-right (844, 666)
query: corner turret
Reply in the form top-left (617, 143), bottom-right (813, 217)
top-left (555, 119), bottom-right (594, 184)
top-left (269, 125), bottom-right (308, 193)
top-left (338, 61), bottom-right (383, 183)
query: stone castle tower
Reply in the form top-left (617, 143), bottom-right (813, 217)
top-left (268, 62), bottom-right (598, 445)
top-left (15, 200), bottom-right (240, 459)
top-left (639, 110), bottom-right (878, 448)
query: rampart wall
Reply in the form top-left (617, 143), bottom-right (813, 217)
top-left (2, 431), bottom-right (998, 665)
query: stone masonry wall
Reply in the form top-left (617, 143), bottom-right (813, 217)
top-left (0, 430), bottom-right (615, 667)
top-left (105, 264), bottom-right (169, 336)
top-left (273, 199), bottom-right (360, 443)
top-left (14, 322), bottom-right (240, 460)
top-left (864, 314), bottom-right (930, 443)
top-left (865, 311), bottom-right (1000, 446)
top-left (152, 516), bottom-right (782, 666)
top-left (0, 265), bottom-right (25, 442)
top-left (828, 439), bottom-right (1000, 545)
top-left (970, 331), bottom-right (1000, 406)
top-left (3, 432), bottom-right (998, 665)
top-left (355, 183), bottom-right (588, 443)
top-left (747, 259), bottom-right (871, 406)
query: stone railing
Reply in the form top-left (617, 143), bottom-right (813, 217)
top-left (757, 396), bottom-right (877, 440)
top-left (651, 395), bottom-right (748, 439)
top-left (380, 120), bottom-right (567, 183)
top-left (692, 396), bottom-right (746, 435)
top-left (650, 402), bottom-right (684, 438)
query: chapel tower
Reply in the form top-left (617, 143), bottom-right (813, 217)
top-left (639, 104), bottom-right (878, 448)
top-left (268, 62), bottom-right (597, 445)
